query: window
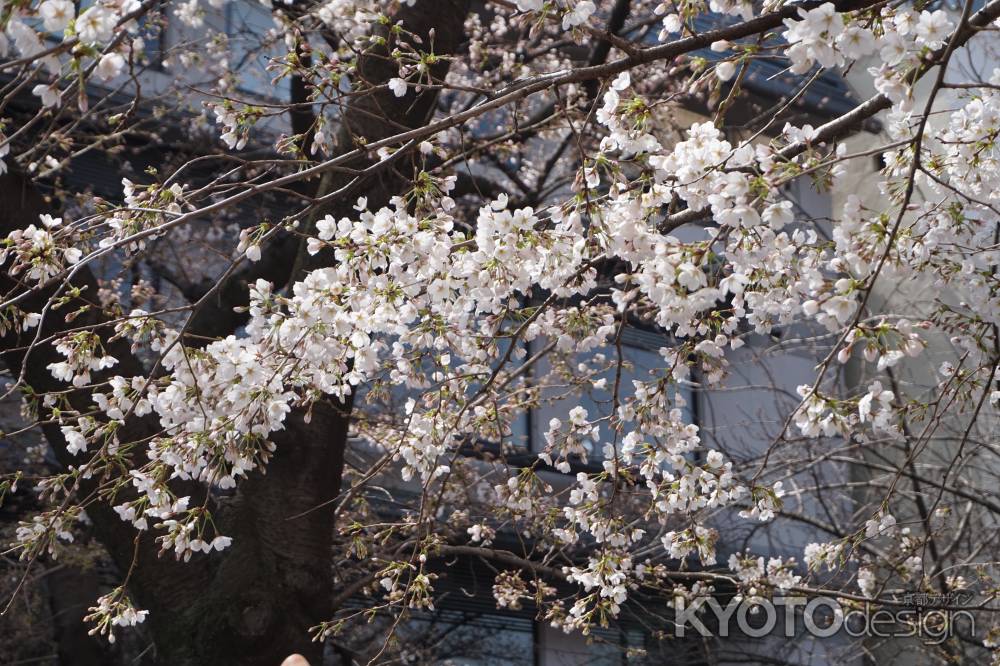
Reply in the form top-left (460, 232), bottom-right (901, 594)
top-left (136, 5), bottom-right (167, 69)
top-left (225, 0), bottom-right (290, 100)
top-left (539, 623), bottom-right (641, 665)
top-left (383, 612), bottom-right (644, 666)
top-left (388, 612), bottom-right (535, 666)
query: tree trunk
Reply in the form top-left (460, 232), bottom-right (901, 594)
top-left (1, 2), bottom-right (469, 663)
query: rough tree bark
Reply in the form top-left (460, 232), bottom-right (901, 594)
top-left (0, 1), bottom-right (469, 664)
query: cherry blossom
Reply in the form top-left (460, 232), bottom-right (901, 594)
top-left (2, 0), bottom-right (999, 661)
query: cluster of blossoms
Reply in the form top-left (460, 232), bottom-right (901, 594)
top-left (793, 376), bottom-right (903, 440)
top-left (0, 215), bottom-right (80, 285)
top-left (111, 470), bottom-right (191, 533)
top-left (314, 0), bottom-right (380, 41)
top-left (541, 406), bottom-right (602, 471)
top-left (514, 0), bottom-right (597, 30)
top-left (784, 3), bottom-right (868, 73)
top-left (728, 552), bottom-right (803, 602)
top-left (2, 0), bottom-right (999, 659)
top-left (98, 179), bottom-right (191, 253)
top-left (661, 526), bottom-right (719, 564)
top-left (562, 552), bottom-right (636, 630)
top-left (851, 510), bottom-right (926, 596)
top-left (939, 69), bottom-right (1000, 202)
top-left (803, 541), bottom-right (844, 572)
top-left (47, 332), bottom-right (119, 388)
top-left (14, 510), bottom-right (77, 559)
top-left (83, 588), bottom-right (149, 645)
top-left (782, 2), bottom-right (955, 98)
top-left (63, 142), bottom-right (791, 622)
top-left (654, 0), bottom-right (754, 41)
top-left (30, 47), bottom-right (990, 642)
top-left (868, 6), bottom-right (956, 110)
